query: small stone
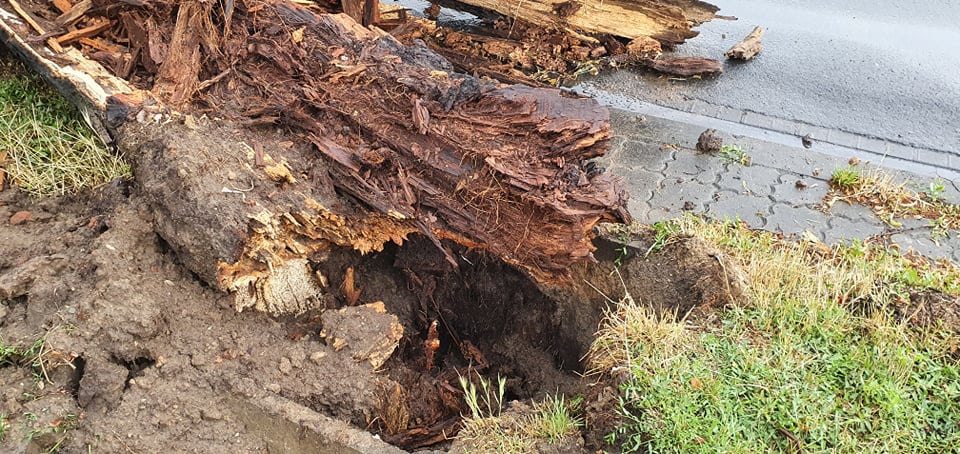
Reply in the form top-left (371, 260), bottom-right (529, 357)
top-left (801, 134), bottom-right (813, 148)
top-left (795, 180), bottom-right (809, 189)
top-left (265, 383), bottom-right (281, 393)
top-left (183, 114), bottom-right (200, 130)
top-left (310, 351), bottom-right (327, 364)
top-left (849, 156), bottom-right (861, 166)
top-left (201, 408), bottom-right (223, 421)
top-left (226, 171), bottom-right (237, 181)
top-left (696, 129), bottom-right (723, 154)
top-left (278, 357), bottom-right (292, 374)
top-left (812, 168), bottom-right (822, 177)
top-left (190, 355), bottom-right (207, 367)
top-left (9, 210), bottom-right (32, 225)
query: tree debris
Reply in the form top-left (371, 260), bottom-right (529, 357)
top-left (725, 26), bottom-right (764, 60)
top-left (454, 0), bottom-right (718, 45)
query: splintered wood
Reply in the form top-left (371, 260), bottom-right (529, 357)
top-left (726, 26), bottom-right (765, 60)
top-left (0, 0), bottom-right (631, 312)
top-left (454, 0), bottom-right (718, 45)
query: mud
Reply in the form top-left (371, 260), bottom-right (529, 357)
top-left (1, 173), bottom-right (750, 452)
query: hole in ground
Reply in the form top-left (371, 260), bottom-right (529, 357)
top-left (113, 355), bottom-right (157, 390)
top-left (316, 234), bottom-right (590, 451)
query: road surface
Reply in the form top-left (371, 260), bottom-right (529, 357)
top-left (574, 0), bottom-right (960, 175)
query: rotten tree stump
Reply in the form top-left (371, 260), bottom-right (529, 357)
top-left (0, 0), bottom-right (631, 314)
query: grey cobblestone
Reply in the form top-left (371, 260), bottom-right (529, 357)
top-left (667, 150), bottom-right (726, 180)
top-left (605, 108), bottom-right (960, 264)
top-left (649, 177), bottom-right (718, 215)
top-left (916, 147), bottom-right (951, 169)
top-left (885, 142), bottom-right (918, 162)
top-left (824, 216), bottom-right (885, 245)
top-left (827, 130), bottom-right (861, 149)
top-left (705, 192), bottom-right (771, 227)
top-left (828, 202), bottom-right (878, 223)
top-left (771, 179), bottom-right (829, 207)
top-left (612, 140), bottom-right (672, 173)
top-left (715, 164), bottom-right (782, 200)
top-left (766, 204), bottom-right (829, 237)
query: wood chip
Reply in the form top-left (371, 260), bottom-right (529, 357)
top-left (8, 0), bottom-right (64, 52)
top-left (56, 18), bottom-right (113, 46)
top-left (725, 26), bottom-right (764, 60)
top-left (51, 0), bottom-right (73, 14)
top-left (55, 0), bottom-right (91, 27)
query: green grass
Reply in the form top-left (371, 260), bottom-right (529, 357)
top-left (591, 216), bottom-right (960, 453)
top-left (456, 392), bottom-right (583, 453)
top-left (829, 166), bottom-right (862, 189)
top-left (0, 51), bottom-right (129, 196)
top-left (0, 412), bottom-right (8, 442)
top-left (459, 372), bottom-right (506, 420)
top-left (825, 166), bottom-right (960, 241)
top-left (718, 144), bottom-right (751, 166)
top-left (529, 394), bottom-right (582, 442)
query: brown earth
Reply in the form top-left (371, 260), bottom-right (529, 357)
top-left (0, 168), bottom-right (747, 452)
top-left (0, 6), bottom-right (745, 450)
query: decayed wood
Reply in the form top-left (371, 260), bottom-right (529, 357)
top-left (725, 25), bottom-right (764, 60)
top-left (454, 0), bottom-right (718, 45)
top-left (641, 56), bottom-right (723, 77)
top-left (7, 0), bottom-right (64, 52)
top-left (55, 17), bottom-right (111, 45)
top-left (0, 0), bottom-right (631, 314)
top-left (0, 4), bottom-right (153, 142)
top-left (0, 150), bottom-right (7, 192)
top-left (153, 0), bottom-right (207, 107)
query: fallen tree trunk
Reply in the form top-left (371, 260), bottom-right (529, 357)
top-left (0, 0), bottom-right (630, 313)
top-left (454, 0), bottom-right (719, 45)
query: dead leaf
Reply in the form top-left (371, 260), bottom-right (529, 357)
top-left (291, 26), bottom-right (305, 44)
top-left (690, 377), bottom-right (703, 390)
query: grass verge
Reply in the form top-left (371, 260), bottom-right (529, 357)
top-left (0, 50), bottom-right (129, 196)
top-left (825, 165), bottom-right (960, 239)
top-left (456, 373), bottom-right (583, 453)
top-left (590, 216), bottom-right (960, 453)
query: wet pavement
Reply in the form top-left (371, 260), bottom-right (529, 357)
top-left (599, 108), bottom-right (960, 262)
top-left (577, 0), bottom-right (960, 180)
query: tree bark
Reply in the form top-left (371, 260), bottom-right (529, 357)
top-left (453, 0), bottom-right (719, 45)
top-left (0, 0), bottom-right (631, 314)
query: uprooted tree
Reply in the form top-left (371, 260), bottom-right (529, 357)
top-left (0, 0), bottom-right (724, 313)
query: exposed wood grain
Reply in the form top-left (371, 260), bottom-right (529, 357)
top-left (642, 56), bottom-right (723, 77)
top-left (55, 0), bottom-right (90, 26)
top-left (55, 18), bottom-right (112, 45)
top-left (725, 25), bottom-right (764, 60)
top-left (7, 0), bottom-right (64, 52)
top-left (51, 0), bottom-right (72, 14)
top-left (453, 0), bottom-right (718, 45)
top-left (153, 0), bottom-right (207, 107)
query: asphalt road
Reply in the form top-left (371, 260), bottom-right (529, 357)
top-left (576, 0), bottom-right (960, 159)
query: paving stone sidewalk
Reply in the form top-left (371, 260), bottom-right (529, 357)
top-left (601, 109), bottom-right (960, 262)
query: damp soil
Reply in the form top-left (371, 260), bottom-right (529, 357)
top-left (0, 162), bottom-right (755, 453)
